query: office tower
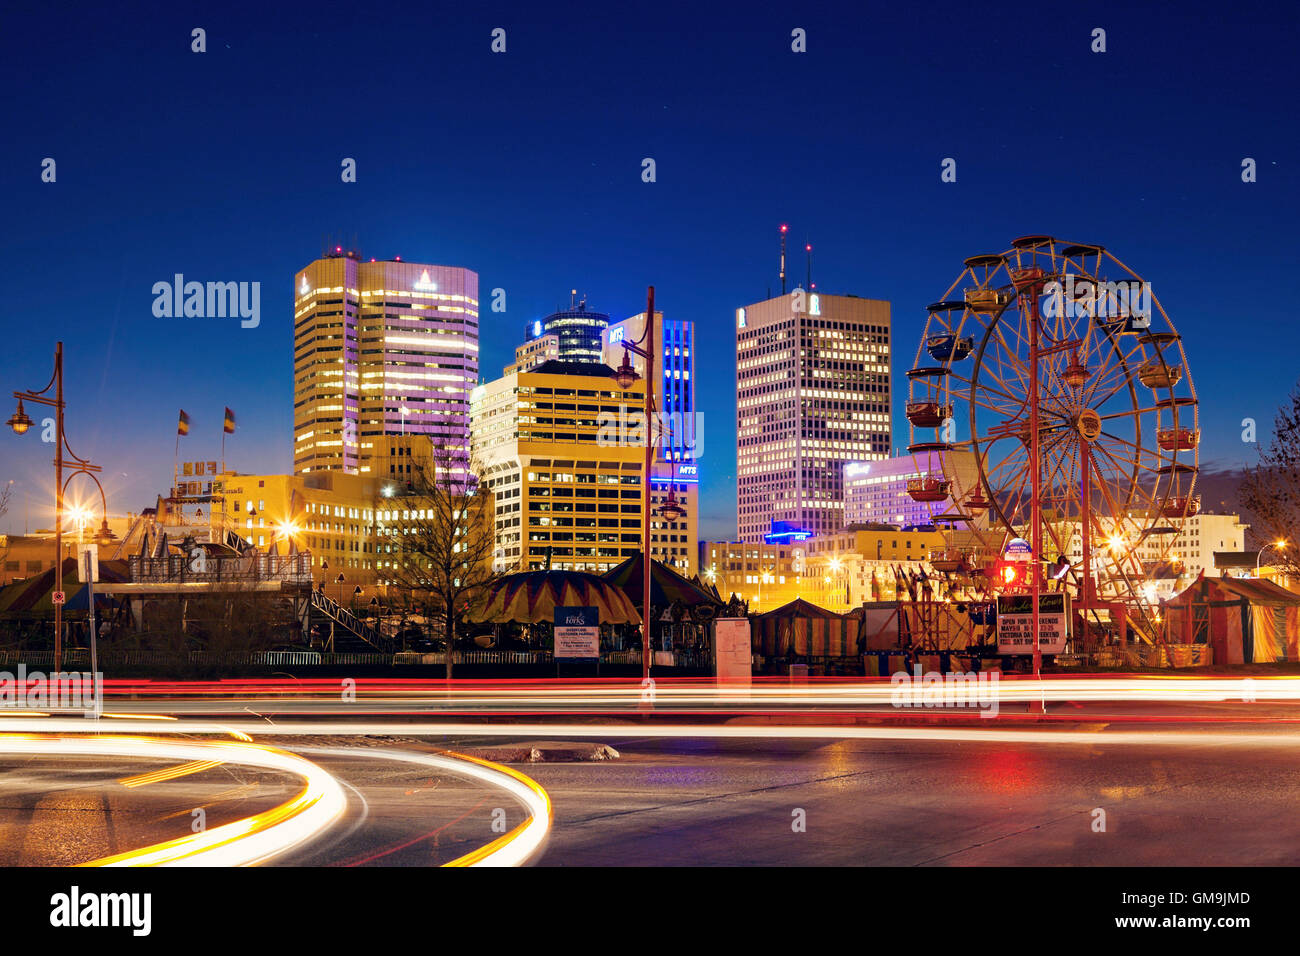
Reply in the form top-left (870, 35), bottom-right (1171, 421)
top-left (293, 250), bottom-right (478, 476)
top-left (470, 360), bottom-right (646, 573)
top-left (505, 333), bottom-right (561, 374)
top-left (736, 290), bottom-right (891, 542)
top-left (539, 297), bottom-right (608, 363)
top-left (603, 311), bottom-right (698, 574)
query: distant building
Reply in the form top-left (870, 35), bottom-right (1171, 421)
top-left (505, 333), bottom-right (561, 374)
top-left (293, 251), bottom-right (478, 477)
top-left (537, 299), bottom-right (608, 364)
top-left (799, 526), bottom-right (946, 610)
top-left (470, 360), bottom-right (647, 573)
top-left (843, 451), bottom-right (979, 528)
top-left (698, 540), bottom-right (803, 612)
top-left (736, 291), bottom-right (891, 542)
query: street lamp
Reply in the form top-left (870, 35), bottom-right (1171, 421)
top-left (1257, 539), bottom-right (1287, 577)
top-left (609, 286), bottom-right (658, 682)
top-left (9, 342), bottom-right (110, 671)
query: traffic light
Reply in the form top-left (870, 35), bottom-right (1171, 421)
top-left (988, 560), bottom-right (1028, 589)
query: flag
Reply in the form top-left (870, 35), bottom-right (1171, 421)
top-left (223, 407), bottom-right (236, 434)
top-left (177, 410), bottom-right (191, 436)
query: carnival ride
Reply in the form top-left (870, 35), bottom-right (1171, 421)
top-left (906, 236), bottom-right (1198, 650)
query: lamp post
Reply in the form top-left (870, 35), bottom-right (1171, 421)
top-left (8, 343), bottom-right (113, 671)
top-left (1256, 540), bottom-right (1287, 578)
top-left (610, 286), bottom-right (686, 682)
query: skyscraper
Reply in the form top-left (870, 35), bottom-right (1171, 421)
top-left (603, 311), bottom-right (699, 573)
top-left (293, 250), bottom-right (478, 476)
top-left (736, 290), bottom-right (891, 542)
top-left (538, 298), bottom-right (608, 363)
top-left (470, 360), bottom-right (646, 573)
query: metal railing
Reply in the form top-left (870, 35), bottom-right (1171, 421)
top-left (310, 590), bottom-right (393, 653)
top-left (129, 553), bottom-right (313, 584)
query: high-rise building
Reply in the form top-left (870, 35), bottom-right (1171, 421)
top-left (505, 333), bottom-right (560, 374)
top-left (293, 250), bottom-right (478, 476)
top-left (843, 452), bottom-right (979, 528)
top-left (470, 360), bottom-right (647, 573)
top-left (736, 290), bottom-right (891, 542)
top-left (603, 311), bottom-right (698, 574)
top-left (537, 299), bottom-right (608, 363)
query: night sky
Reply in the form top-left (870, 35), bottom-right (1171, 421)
top-left (3, 0), bottom-right (1297, 540)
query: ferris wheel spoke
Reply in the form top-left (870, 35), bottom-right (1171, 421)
top-left (1086, 363), bottom-right (1141, 412)
top-left (1083, 333), bottom-right (1145, 404)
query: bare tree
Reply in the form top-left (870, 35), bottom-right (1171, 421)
top-left (381, 444), bottom-right (501, 678)
top-left (0, 481), bottom-right (11, 568)
top-left (1240, 382), bottom-right (1300, 582)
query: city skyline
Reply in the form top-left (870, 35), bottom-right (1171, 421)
top-left (4, 0), bottom-right (1297, 543)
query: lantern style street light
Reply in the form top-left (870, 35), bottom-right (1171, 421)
top-left (8, 343), bottom-right (112, 670)
top-left (610, 286), bottom-right (693, 682)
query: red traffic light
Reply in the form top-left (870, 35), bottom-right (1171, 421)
top-left (988, 560), bottom-right (1028, 589)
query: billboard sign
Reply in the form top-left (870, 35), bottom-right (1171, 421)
top-left (554, 606), bottom-right (599, 659)
top-left (996, 592), bottom-right (1070, 655)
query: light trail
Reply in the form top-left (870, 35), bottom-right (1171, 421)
top-left (119, 758), bottom-right (224, 788)
top-left (6, 718), bottom-right (1300, 749)
top-left (0, 734), bottom-right (346, 866)
top-left (294, 746), bottom-right (552, 867)
top-left (0, 733), bottom-right (550, 867)
top-left (20, 675), bottom-right (1296, 718)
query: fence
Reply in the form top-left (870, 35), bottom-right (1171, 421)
top-left (129, 553), bottom-right (312, 585)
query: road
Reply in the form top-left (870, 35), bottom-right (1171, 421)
top-left (4, 721), bottom-right (1300, 865)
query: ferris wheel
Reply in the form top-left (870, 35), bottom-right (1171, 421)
top-left (906, 236), bottom-right (1198, 630)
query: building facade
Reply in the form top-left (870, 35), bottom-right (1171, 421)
top-left (698, 540), bottom-right (803, 612)
top-left (293, 251), bottom-right (478, 476)
top-left (736, 291), bottom-right (891, 542)
top-left (506, 333), bottom-right (560, 374)
top-left (470, 360), bottom-right (647, 573)
top-left (537, 300), bottom-right (608, 364)
top-left (843, 451), bottom-right (979, 528)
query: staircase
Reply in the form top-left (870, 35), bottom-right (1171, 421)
top-left (311, 590), bottom-right (394, 653)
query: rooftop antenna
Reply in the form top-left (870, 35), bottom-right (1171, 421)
top-left (779, 224), bottom-right (788, 295)
top-left (806, 242), bottom-right (813, 290)
top-left (570, 289), bottom-right (577, 309)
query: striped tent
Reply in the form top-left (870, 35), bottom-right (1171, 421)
top-left (753, 598), bottom-right (859, 657)
top-left (602, 554), bottom-right (723, 608)
top-left (1165, 574), bottom-right (1300, 664)
top-left (0, 557), bottom-right (130, 614)
top-left (465, 570), bottom-right (641, 625)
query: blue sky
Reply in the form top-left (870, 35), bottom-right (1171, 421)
top-left (2, 0), bottom-right (1297, 539)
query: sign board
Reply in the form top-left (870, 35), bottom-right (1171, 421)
top-left (1003, 537), bottom-right (1033, 562)
top-left (996, 592), bottom-right (1070, 655)
top-left (554, 606), bottom-right (599, 659)
top-left (78, 543), bottom-right (100, 584)
top-left (52, 591), bottom-right (66, 606)
top-left (713, 618), bottom-right (752, 685)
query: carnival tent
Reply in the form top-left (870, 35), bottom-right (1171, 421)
top-left (1165, 574), bottom-right (1300, 664)
top-left (602, 555), bottom-right (723, 609)
top-left (0, 557), bottom-right (130, 614)
top-left (464, 570), bottom-right (641, 625)
top-left (752, 598), bottom-right (859, 657)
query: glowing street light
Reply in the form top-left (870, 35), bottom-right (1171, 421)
top-left (9, 342), bottom-right (111, 670)
top-left (1257, 539), bottom-right (1288, 577)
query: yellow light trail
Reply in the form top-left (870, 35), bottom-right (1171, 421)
top-left (0, 734), bottom-right (345, 866)
top-left (118, 759), bottom-right (224, 789)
